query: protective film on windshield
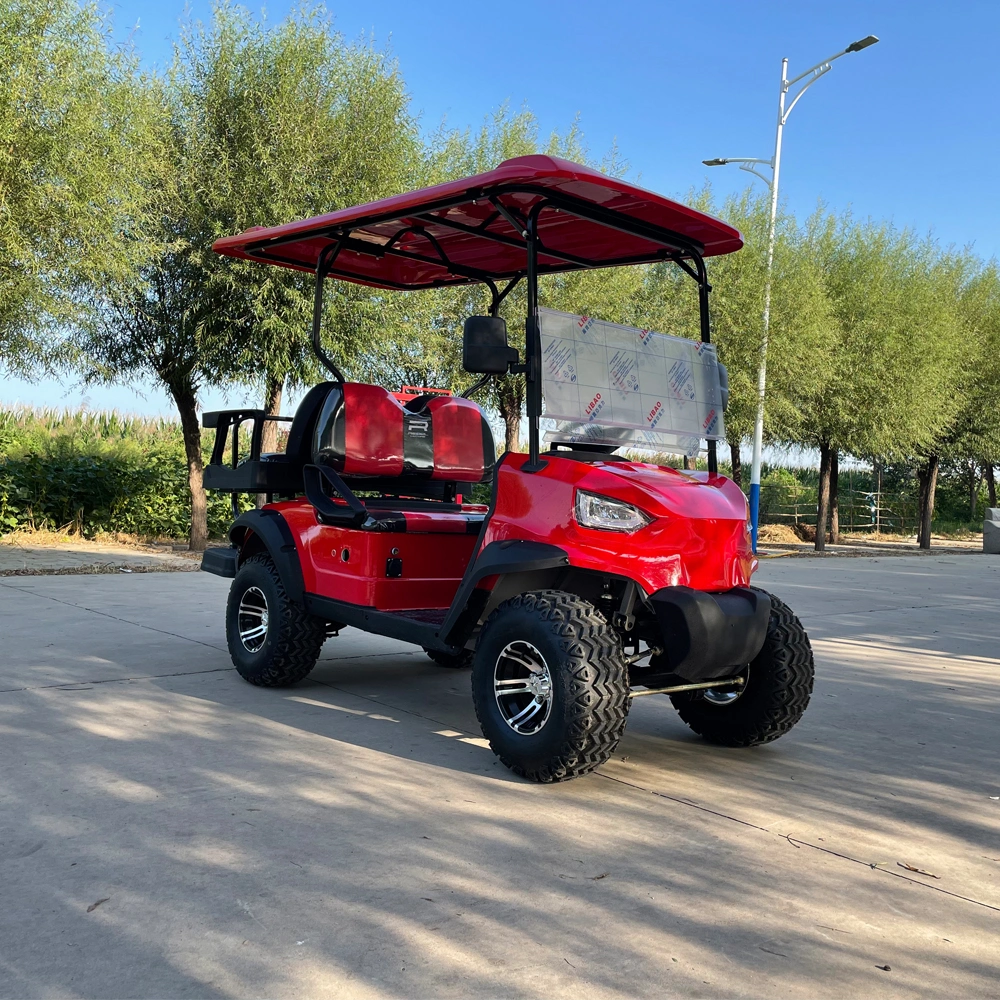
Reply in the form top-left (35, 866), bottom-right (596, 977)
top-left (538, 308), bottom-right (726, 457)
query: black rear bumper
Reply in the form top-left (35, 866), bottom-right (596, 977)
top-left (200, 546), bottom-right (238, 578)
top-left (649, 586), bottom-right (770, 681)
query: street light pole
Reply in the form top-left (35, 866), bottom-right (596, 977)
top-left (703, 34), bottom-right (878, 553)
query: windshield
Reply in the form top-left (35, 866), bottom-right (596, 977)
top-left (538, 308), bottom-right (725, 458)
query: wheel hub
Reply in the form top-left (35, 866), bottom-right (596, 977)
top-left (493, 640), bottom-right (553, 735)
top-left (703, 666), bottom-right (749, 705)
top-left (238, 586), bottom-right (269, 653)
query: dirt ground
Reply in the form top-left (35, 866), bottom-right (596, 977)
top-left (0, 530), bottom-right (200, 575)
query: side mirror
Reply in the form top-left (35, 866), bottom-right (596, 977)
top-left (463, 316), bottom-right (519, 374)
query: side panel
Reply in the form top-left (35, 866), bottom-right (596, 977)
top-left (276, 501), bottom-right (478, 611)
top-left (481, 453), bottom-right (754, 593)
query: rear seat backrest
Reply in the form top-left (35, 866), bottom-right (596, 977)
top-left (312, 383), bottom-right (495, 482)
top-left (423, 395), bottom-right (494, 481)
top-left (282, 381), bottom-right (336, 462)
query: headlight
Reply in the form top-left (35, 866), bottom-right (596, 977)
top-left (574, 490), bottom-right (652, 532)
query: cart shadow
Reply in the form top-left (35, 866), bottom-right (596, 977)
top-left (5, 651), bottom-right (999, 1000)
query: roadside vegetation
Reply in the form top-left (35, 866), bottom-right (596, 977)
top-left (2, 0), bottom-right (999, 549)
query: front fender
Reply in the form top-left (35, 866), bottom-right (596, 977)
top-left (441, 539), bottom-right (569, 647)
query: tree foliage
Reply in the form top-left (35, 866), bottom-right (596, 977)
top-left (0, 0), bottom-right (153, 372)
top-left (5, 0), bottom-right (1000, 549)
top-left (176, 3), bottom-right (419, 427)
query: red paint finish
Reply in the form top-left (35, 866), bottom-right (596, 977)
top-left (213, 155), bottom-right (743, 288)
top-left (342, 384), bottom-right (403, 477)
top-left (334, 384), bottom-right (491, 482)
top-left (274, 501), bottom-right (479, 611)
top-left (425, 395), bottom-right (489, 481)
top-left (481, 454), bottom-right (755, 594)
top-left (255, 455), bottom-right (752, 615)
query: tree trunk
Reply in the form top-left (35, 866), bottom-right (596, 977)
top-left (987, 462), bottom-right (997, 508)
top-left (814, 442), bottom-right (832, 552)
top-left (496, 382), bottom-right (523, 453)
top-left (829, 449), bottom-right (840, 543)
top-left (260, 373), bottom-right (284, 454)
top-left (258, 373), bottom-right (285, 507)
top-left (683, 455), bottom-right (697, 471)
top-left (872, 458), bottom-right (883, 535)
top-left (917, 454), bottom-right (940, 550)
top-left (168, 379), bottom-right (208, 552)
top-left (727, 433), bottom-right (742, 489)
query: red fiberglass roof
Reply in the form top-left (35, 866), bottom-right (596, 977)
top-left (213, 155), bottom-right (743, 290)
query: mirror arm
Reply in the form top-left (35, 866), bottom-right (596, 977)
top-left (460, 373), bottom-right (493, 399)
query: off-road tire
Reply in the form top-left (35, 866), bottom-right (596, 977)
top-left (227, 553), bottom-right (326, 687)
top-left (671, 589), bottom-right (813, 746)
top-left (424, 647), bottom-right (473, 669)
top-left (472, 590), bottom-right (630, 782)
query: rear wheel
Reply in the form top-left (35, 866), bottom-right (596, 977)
top-left (226, 553), bottom-right (326, 686)
top-left (423, 647), bottom-right (473, 669)
top-left (472, 590), bottom-right (630, 782)
top-left (671, 590), bottom-right (814, 746)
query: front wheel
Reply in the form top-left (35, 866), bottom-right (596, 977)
top-left (671, 589), bottom-right (814, 746)
top-left (226, 553), bottom-right (327, 686)
top-left (472, 590), bottom-right (630, 782)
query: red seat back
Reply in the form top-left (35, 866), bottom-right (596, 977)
top-left (312, 384), bottom-right (495, 482)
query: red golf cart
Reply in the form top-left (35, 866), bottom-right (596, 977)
top-left (200, 155), bottom-right (814, 782)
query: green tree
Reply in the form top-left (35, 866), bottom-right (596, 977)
top-left (685, 189), bottom-right (835, 488)
top-left (79, 4), bottom-right (419, 547)
top-left (0, 0), bottom-right (151, 373)
top-left (178, 3), bottom-right (419, 449)
top-left (77, 75), bottom-right (226, 550)
top-left (802, 214), bottom-right (965, 549)
top-left (954, 262), bottom-right (1000, 509)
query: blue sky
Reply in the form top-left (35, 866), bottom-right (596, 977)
top-left (7, 0), bottom-right (998, 416)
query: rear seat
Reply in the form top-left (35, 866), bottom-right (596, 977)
top-left (312, 383), bottom-right (495, 483)
top-left (303, 383), bottom-right (495, 533)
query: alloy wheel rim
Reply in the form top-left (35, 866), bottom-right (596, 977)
top-left (702, 666), bottom-right (749, 706)
top-left (493, 640), bottom-right (553, 735)
top-left (238, 586), bottom-right (269, 653)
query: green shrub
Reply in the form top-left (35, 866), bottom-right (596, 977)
top-left (0, 408), bottom-right (235, 538)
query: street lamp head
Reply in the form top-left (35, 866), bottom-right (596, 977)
top-left (845, 35), bottom-right (879, 53)
top-left (702, 158), bottom-right (728, 166)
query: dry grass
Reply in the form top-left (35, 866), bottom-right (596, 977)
top-left (0, 526), bottom-right (190, 552)
top-left (756, 523), bottom-right (802, 544)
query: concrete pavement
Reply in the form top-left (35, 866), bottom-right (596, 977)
top-left (1, 555), bottom-right (998, 998)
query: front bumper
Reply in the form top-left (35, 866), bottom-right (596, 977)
top-left (649, 586), bottom-right (770, 681)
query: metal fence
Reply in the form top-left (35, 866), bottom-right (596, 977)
top-left (758, 469), bottom-right (920, 536)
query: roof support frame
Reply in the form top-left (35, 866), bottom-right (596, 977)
top-left (291, 180), bottom-right (719, 473)
top-left (241, 182), bottom-right (708, 271)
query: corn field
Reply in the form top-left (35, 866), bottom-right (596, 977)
top-left (0, 408), bottom-right (237, 538)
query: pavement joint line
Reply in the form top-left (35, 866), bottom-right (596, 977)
top-left (599, 772), bottom-right (1000, 914)
top-left (799, 601), bottom-right (988, 622)
top-left (0, 650), bottom-right (429, 695)
top-left (0, 579), bottom-right (230, 653)
top-left (0, 666), bottom-right (235, 695)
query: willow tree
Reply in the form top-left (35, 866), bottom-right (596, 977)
top-left (177, 4), bottom-right (420, 448)
top-left (0, 0), bottom-right (150, 374)
top-left (803, 214), bottom-right (966, 548)
top-left (76, 73), bottom-right (229, 551)
top-left (680, 189), bottom-right (835, 488)
top-left (940, 261), bottom-right (1000, 513)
